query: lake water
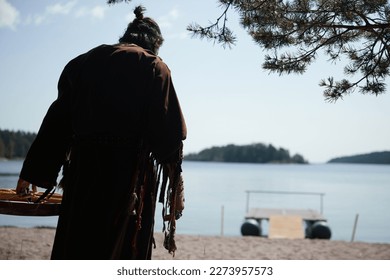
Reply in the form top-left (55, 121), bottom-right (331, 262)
top-left (1, 159), bottom-right (389, 244)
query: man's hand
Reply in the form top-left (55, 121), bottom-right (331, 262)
top-left (16, 178), bottom-right (37, 195)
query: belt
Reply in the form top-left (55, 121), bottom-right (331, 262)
top-left (74, 134), bottom-right (139, 146)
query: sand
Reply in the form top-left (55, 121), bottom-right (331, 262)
top-left (0, 226), bottom-right (389, 260)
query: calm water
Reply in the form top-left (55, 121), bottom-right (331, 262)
top-left (1, 160), bottom-right (389, 243)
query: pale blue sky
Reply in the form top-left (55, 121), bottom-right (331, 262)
top-left (1, 0), bottom-right (389, 163)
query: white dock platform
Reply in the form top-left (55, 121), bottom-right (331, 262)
top-left (242, 191), bottom-right (330, 239)
top-left (245, 207), bottom-right (327, 222)
top-left (268, 215), bottom-right (305, 239)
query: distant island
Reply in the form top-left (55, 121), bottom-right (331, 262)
top-left (1, 129), bottom-right (307, 164)
top-left (0, 129), bottom-right (36, 159)
top-left (327, 151), bottom-right (390, 164)
top-left (184, 143), bottom-right (308, 164)
top-left (6, 127), bottom-right (387, 165)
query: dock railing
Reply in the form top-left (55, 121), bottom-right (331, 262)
top-left (245, 190), bottom-right (325, 215)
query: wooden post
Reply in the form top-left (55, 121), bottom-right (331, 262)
top-left (221, 205), bottom-right (224, 236)
top-left (245, 191), bottom-right (250, 213)
top-left (351, 213), bottom-right (359, 242)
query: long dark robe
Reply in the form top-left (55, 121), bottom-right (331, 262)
top-left (19, 44), bottom-right (186, 259)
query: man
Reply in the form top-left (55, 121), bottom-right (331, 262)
top-left (16, 6), bottom-right (186, 260)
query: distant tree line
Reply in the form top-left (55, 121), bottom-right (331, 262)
top-left (184, 143), bottom-right (308, 164)
top-left (0, 129), bottom-right (36, 159)
top-left (328, 151), bottom-right (390, 164)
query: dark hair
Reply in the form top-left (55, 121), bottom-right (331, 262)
top-left (119, 6), bottom-right (164, 54)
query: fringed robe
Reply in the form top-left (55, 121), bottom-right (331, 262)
top-left (19, 44), bottom-right (186, 259)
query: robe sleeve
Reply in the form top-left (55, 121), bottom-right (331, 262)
top-left (147, 60), bottom-right (187, 163)
top-left (19, 67), bottom-right (73, 188)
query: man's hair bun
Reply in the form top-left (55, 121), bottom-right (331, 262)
top-left (134, 5), bottom-right (145, 20)
top-left (119, 5), bottom-right (164, 53)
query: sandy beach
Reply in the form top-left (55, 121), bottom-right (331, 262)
top-left (0, 226), bottom-right (389, 260)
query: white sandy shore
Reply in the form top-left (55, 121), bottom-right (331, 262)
top-left (0, 226), bottom-right (389, 260)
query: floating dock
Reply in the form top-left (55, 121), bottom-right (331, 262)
top-left (268, 215), bottom-right (304, 239)
top-left (241, 190), bottom-right (331, 239)
top-left (245, 207), bottom-right (326, 221)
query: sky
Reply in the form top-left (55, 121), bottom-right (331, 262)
top-left (1, 0), bottom-right (390, 163)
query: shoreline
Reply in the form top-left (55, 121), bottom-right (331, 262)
top-left (1, 226), bottom-right (389, 260)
